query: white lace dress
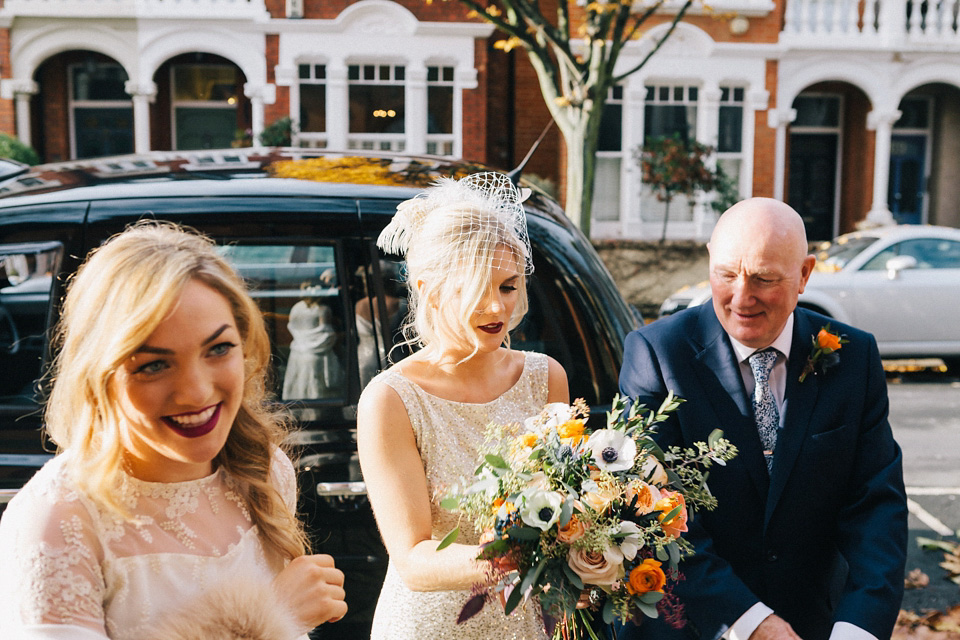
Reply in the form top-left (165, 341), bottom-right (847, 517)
top-left (368, 350), bottom-right (549, 640)
top-left (0, 449), bottom-right (306, 640)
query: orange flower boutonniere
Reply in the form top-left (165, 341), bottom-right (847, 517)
top-left (799, 324), bottom-right (848, 382)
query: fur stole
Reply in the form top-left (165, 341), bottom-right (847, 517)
top-left (149, 580), bottom-right (303, 640)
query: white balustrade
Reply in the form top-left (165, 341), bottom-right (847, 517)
top-left (0, 0), bottom-right (268, 19)
top-left (782, 0), bottom-right (960, 46)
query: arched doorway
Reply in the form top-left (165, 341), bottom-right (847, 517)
top-left (150, 53), bottom-right (250, 151)
top-left (32, 51), bottom-right (134, 162)
top-left (893, 83), bottom-right (960, 228)
top-left (787, 82), bottom-right (872, 241)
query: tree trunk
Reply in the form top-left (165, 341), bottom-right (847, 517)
top-left (559, 104), bottom-right (604, 238)
top-left (660, 196), bottom-right (672, 244)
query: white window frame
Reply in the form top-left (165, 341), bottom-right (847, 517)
top-left (170, 64), bottom-right (238, 152)
top-left (346, 63), bottom-right (406, 153)
top-left (67, 62), bottom-right (133, 160)
top-left (296, 62), bottom-right (328, 149)
top-left (425, 64), bottom-right (455, 157)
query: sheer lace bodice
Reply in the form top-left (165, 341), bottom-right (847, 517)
top-left (0, 449), bottom-right (299, 639)
top-left (369, 350), bottom-right (550, 640)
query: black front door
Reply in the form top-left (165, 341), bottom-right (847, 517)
top-left (788, 133), bottom-right (837, 242)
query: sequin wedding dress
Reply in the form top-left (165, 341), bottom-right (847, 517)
top-left (369, 350), bottom-right (549, 640)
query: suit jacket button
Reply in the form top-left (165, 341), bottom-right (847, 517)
top-left (766, 551), bottom-right (778, 563)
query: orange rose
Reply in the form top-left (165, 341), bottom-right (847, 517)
top-left (557, 515), bottom-right (586, 543)
top-left (582, 483), bottom-right (620, 514)
top-left (624, 480), bottom-right (662, 516)
top-left (655, 491), bottom-right (689, 540)
top-left (557, 419), bottom-right (585, 439)
top-left (626, 558), bottom-right (666, 595)
top-left (817, 329), bottom-right (842, 352)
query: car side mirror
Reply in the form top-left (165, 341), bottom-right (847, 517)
top-left (886, 255), bottom-right (918, 280)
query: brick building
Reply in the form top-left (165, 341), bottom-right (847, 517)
top-left (0, 0), bottom-right (958, 240)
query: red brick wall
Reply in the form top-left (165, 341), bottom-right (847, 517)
top-left (752, 59), bottom-right (779, 198)
top-left (461, 38), bottom-right (488, 164)
top-left (298, 0), bottom-right (474, 21)
top-left (264, 34), bottom-right (288, 127)
top-left (0, 28), bottom-right (14, 137)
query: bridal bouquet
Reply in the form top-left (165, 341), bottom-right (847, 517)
top-left (439, 394), bottom-right (737, 638)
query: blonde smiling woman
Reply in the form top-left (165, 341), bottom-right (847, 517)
top-left (0, 222), bottom-right (346, 640)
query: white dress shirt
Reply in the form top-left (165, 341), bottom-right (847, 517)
top-left (721, 313), bottom-right (877, 640)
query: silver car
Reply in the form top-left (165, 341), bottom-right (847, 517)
top-left (658, 225), bottom-right (960, 371)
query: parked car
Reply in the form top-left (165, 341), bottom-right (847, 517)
top-left (657, 224), bottom-right (960, 371)
top-left (0, 148), bottom-right (639, 638)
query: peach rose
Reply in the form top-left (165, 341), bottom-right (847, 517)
top-left (556, 515), bottom-right (586, 543)
top-left (817, 329), bottom-right (842, 352)
top-left (655, 491), bottom-right (689, 540)
top-left (582, 483), bottom-right (620, 514)
top-left (626, 558), bottom-right (666, 595)
top-left (567, 544), bottom-right (624, 586)
top-left (641, 456), bottom-right (669, 487)
top-left (624, 480), bottom-right (662, 516)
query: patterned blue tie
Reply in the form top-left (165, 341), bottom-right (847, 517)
top-left (748, 349), bottom-right (779, 473)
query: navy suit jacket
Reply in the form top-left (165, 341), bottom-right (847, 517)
top-left (618, 304), bottom-right (907, 640)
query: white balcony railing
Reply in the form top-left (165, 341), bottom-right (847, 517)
top-left (346, 134), bottom-right (406, 154)
top-left (783, 0), bottom-right (960, 47)
top-left (0, 0), bottom-right (268, 19)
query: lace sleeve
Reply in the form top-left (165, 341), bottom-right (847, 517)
top-left (0, 464), bottom-right (108, 637)
top-left (269, 447), bottom-right (298, 513)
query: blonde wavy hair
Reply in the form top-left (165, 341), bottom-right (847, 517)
top-left (44, 221), bottom-right (308, 562)
top-left (378, 178), bottom-right (530, 361)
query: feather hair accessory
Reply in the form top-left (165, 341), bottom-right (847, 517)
top-left (376, 171), bottom-right (533, 275)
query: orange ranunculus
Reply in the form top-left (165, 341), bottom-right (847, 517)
top-left (557, 515), bottom-right (586, 543)
top-left (817, 329), bottom-right (842, 352)
top-left (518, 432), bottom-right (538, 448)
top-left (492, 497), bottom-right (505, 513)
top-left (624, 480), bottom-right (662, 516)
top-left (655, 491), bottom-right (689, 540)
top-left (626, 558), bottom-right (667, 595)
top-left (557, 419), bottom-right (586, 439)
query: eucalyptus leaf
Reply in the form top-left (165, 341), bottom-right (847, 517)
top-left (655, 545), bottom-right (669, 561)
top-left (485, 453), bottom-right (509, 469)
top-left (602, 597), bottom-right (615, 624)
top-left (436, 526), bottom-right (459, 551)
top-left (562, 562), bottom-right (584, 589)
top-left (559, 496), bottom-right (573, 527)
top-left (639, 591), bottom-right (664, 604)
top-left (708, 428), bottom-right (724, 449)
top-left (503, 579), bottom-right (524, 616)
top-left (661, 505), bottom-right (682, 525)
top-left (439, 496), bottom-right (459, 510)
top-left (507, 526), bottom-right (541, 540)
top-left (636, 599), bottom-right (659, 618)
top-left (668, 540), bottom-right (681, 566)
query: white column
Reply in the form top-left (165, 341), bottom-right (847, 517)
top-left (244, 83), bottom-right (277, 148)
top-left (125, 81), bottom-right (157, 154)
top-left (405, 64), bottom-right (428, 155)
top-left (865, 109), bottom-right (901, 226)
top-left (696, 83), bottom-right (723, 238)
top-left (326, 63), bottom-right (348, 150)
top-left (1, 79), bottom-right (39, 147)
top-left (768, 108), bottom-right (797, 201)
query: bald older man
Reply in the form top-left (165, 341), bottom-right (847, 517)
top-left (619, 199), bottom-right (907, 640)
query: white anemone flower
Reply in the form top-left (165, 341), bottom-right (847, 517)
top-left (586, 429), bottom-right (637, 472)
top-left (617, 520), bottom-right (643, 561)
top-left (523, 402), bottom-right (574, 435)
top-left (520, 490), bottom-right (564, 531)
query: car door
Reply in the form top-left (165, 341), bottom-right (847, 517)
top-left (849, 237), bottom-right (960, 353)
top-left (0, 203), bottom-right (88, 511)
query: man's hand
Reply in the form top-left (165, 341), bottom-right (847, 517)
top-left (749, 614), bottom-right (802, 640)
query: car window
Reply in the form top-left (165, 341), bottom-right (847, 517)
top-left (0, 242), bottom-right (61, 405)
top-left (815, 235), bottom-right (878, 271)
top-left (862, 238), bottom-right (960, 270)
top-left (219, 243), bottom-right (350, 419)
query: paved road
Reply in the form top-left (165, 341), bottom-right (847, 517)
top-left (885, 366), bottom-right (960, 613)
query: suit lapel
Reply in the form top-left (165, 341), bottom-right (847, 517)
top-left (765, 310), bottom-right (822, 526)
top-left (692, 305), bottom-right (770, 498)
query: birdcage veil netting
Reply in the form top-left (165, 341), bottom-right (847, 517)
top-left (376, 172), bottom-right (533, 278)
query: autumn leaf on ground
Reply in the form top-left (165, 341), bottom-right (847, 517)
top-left (906, 568), bottom-right (931, 589)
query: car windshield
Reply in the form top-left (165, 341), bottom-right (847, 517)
top-left (814, 235), bottom-right (879, 271)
